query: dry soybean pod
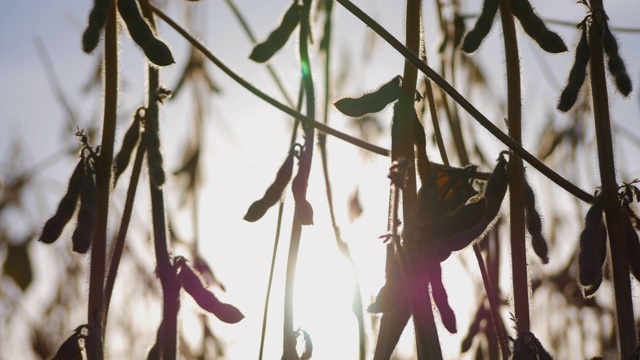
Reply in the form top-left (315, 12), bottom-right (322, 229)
top-left (523, 179), bottom-right (549, 264)
top-left (113, 107), bottom-right (144, 185)
top-left (333, 75), bottom-right (403, 117)
top-left (461, 0), bottom-right (499, 54)
top-left (72, 164), bottom-right (97, 254)
top-left (144, 107), bottom-right (166, 188)
top-left (118, 0), bottom-right (174, 66)
top-left (578, 195), bottom-right (605, 293)
top-left (622, 208), bottom-right (640, 282)
top-left (603, 22), bottom-right (632, 96)
top-left (249, 2), bottom-right (301, 63)
top-left (510, 0), bottom-right (567, 53)
top-left (38, 156), bottom-right (85, 244)
top-left (429, 263), bottom-right (457, 334)
top-left (82, 0), bottom-right (109, 53)
top-left (244, 150), bottom-right (295, 222)
top-left (558, 22), bottom-right (590, 112)
top-left (180, 263), bottom-right (245, 324)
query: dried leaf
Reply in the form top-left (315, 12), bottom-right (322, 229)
top-left (297, 329), bottom-right (313, 360)
top-left (3, 241), bottom-right (33, 291)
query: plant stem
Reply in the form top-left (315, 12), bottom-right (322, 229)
top-left (335, 0), bottom-right (593, 204)
top-left (259, 85), bottom-right (303, 360)
top-left (139, 1), bottom-right (179, 359)
top-left (150, 3), bottom-right (388, 157)
top-left (587, 1), bottom-right (637, 356)
top-left (283, 2), bottom-right (316, 358)
top-left (87, 3), bottom-right (117, 359)
top-left (498, 0), bottom-right (529, 333)
top-left (104, 138), bottom-right (146, 327)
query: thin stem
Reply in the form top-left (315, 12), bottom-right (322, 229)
top-left (150, 3), bottom-right (388, 157)
top-left (499, 0), bottom-right (530, 333)
top-left (283, 2), bottom-right (316, 358)
top-left (104, 139), bottom-right (146, 327)
top-left (317, 2), bottom-right (366, 358)
top-left (259, 84), bottom-right (303, 360)
top-left (335, 0), bottom-right (593, 204)
top-left (139, 1), bottom-right (179, 359)
top-left (588, 1), bottom-right (637, 356)
top-left (87, 3), bottom-right (117, 359)
top-left (472, 246), bottom-right (510, 359)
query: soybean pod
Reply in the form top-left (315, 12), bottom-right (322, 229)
top-left (118, 0), bottom-right (174, 66)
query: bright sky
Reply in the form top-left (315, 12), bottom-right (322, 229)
top-left (1, 1), bottom-right (640, 359)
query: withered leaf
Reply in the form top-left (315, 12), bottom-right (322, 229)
top-left (3, 241), bottom-right (33, 291)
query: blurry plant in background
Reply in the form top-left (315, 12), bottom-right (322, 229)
top-left (0, 0), bottom-right (639, 359)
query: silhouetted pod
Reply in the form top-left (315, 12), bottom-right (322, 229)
top-left (523, 179), bottom-right (549, 264)
top-left (461, 0), bottom-right (498, 54)
top-left (511, 0), bottom-right (568, 53)
top-left (118, 0), bottom-right (174, 66)
top-left (145, 110), bottom-right (166, 188)
top-left (291, 149), bottom-right (314, 226)
top-left (180, 264), bottom-right (245, 323)
top-left (39, 157), bottom-right (85, 244)
top-left (622, 209), bottom-right (640, 282)
top-left (603, 23), bottom-right (632, 96)
top-left (82, 0), bottom-right (109, 53)
top-left (578, 196), bottom-right (606, 294)
top-left (244, 151), bottom-right (295, 222)
top-left (512, 331), bottom-right (553, 360)
top-left (51, 329), bottom-right (82, 360)
top-left (72, 167), bottom-right (97, 254)
top-left (334, 75), bottom-right (403, 117)
top-left (113, 107), bottom-right (143, 185)
top-left (558, 23), bottom-right (590, 112)
top-left (430, 264), bottom-right (457, 333)
top-left (249, 3), bottom-right (301, 63)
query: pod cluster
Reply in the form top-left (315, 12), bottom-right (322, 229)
top-left (38, 136), bottom-right (99, 254)
top-left (82, 0), bottom-right (174, 67)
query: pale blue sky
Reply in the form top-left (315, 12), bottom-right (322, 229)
top-left (1, 1), bottom-right (639, 359)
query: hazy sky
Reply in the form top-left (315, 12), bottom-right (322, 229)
top-left (1, 1), bottom-right (639, 359)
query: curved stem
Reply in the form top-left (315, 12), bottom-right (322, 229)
top-left (149, 3), bottom-right (388, 157)
top-left (335, 0), bottom-right (593, 204)
top-left (104, 139), bottom-right (146, 327)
